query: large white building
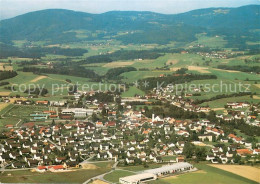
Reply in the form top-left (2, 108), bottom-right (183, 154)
top-left (119, 173), bottom-right (157, 184)
top-left (61, 108), bottom-right (93, 118)
top-left (144, 162), bottom-right (193, 176)
top-left (119, 162), bottom-right (193, 184)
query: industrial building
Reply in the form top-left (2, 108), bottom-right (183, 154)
top-left (144, 162), bottom-right (193, 176)
top-left (119, 162), bottom-right (193, 184)
top-left (119, 173), bottom-right (157, 184)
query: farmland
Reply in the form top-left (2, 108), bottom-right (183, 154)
top-left (149, 164), bottom-right (258, 184)
top-left (0, 167), bottom-right (111, 183)
top-left (208, 164), bottom-right (260, 183)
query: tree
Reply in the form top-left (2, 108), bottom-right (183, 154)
top-left (51, 119), bottom-right (55, 126)
top-left (195, 147), bottom-right (206, 161)
top-left (233, 154), bottom-right (241, 163)
top-left (183, 142), bottom-right (195, 158)
top-left (92, 113), bottom-right (98, 122)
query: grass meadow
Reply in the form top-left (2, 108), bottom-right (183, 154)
top-left (149, 164), bottom-right (258, 184)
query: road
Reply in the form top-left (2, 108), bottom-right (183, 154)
top-left (15, 119), bottom-right (22, 127)
top-left (45, 138), bottom-right (61, 151)
top-left (82, 161), bottom-right (119, 184)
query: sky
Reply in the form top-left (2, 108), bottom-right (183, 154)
top-left (0, 0), bottom-right (259, 20)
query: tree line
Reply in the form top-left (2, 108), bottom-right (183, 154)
top-left (193, 92), bottom-right (252, 105)
top-left (217, 64), bottom-right (260, 73)
top-left (143, 103), bottom-right (206, 120)
top-left (21, 66), bottom-right (100, 80)
top-left (138, 74), bottom-right (217, 90)
top-left (0, 71), bottom-right (18, 81)
top-left (0, 43), bottom-right (88, 59)
top-left (105, 67), bottom-right (137, 80)
top-left (80, 50), bottom-right (162, 64)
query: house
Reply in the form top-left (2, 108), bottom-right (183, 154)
top-left (106, 121), bottom-right (116, 127)
top-left (244, 142), bottom-right (252, 148)
top-left (174, 148), bottom-right (182, 155)
top-left (100, 143), bottom-right (110, 151)
top-left (253, 149), bottom-right (260, 155)
top-left (211, 159), bottom-right (219, 164)
top-left (0, 155), bottom-right (6, 163)
top-left (96, 122), bottom-right (104, 128)
top-left (126, 157), bottom-right (135, 164)
top-left (66, 161), bottom-right (79, 168)
top-left (159, 150), bottom-right (166, 156)
top-left (236, 149), bottom-right (253, 157)
top-left (198, 134), bottom-right (213, 142)
top-left (36, 166), bottom-right (48, 173)
top-left (149, 153), bottom-right (156, 160)
top-left (55, 157), bottom-right (66, 163)
top-left (12, 162), bottom-right (25, 168)
top-left (226, 151), bottom-right (234, 158)
top-left (64, 124), bottom-right (73, 129)
top-left (220, 155), bottom-right (228, 163)
top-left (177, 141), bottom-right (185, 147)
top-left (36, 101), bottom-right (49, 105)
top-left (153, 156), bottom-right (163, 163)
top-left (206, 155), bottom-right (215, 161)
top-left (167, 150), bottom-right (174, 156)
top-left (97, 152), bottom-right (108, 159)
top-left (176, 156), bottom-right (185, 163)
top-left (212, 147), bottom-right (223, 153)
top-left (27, 159), bottom-right (39, 167)
top-left (49, 165), bottom-right (66, 172)
top-left (5, 124), bottom-right (14, 129)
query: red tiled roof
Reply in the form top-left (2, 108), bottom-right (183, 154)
top-left (52, 165), bottom-right (64, 170)
top-left (37, 166), bottom-right (47, 170)
top-left (237, 149), bottom-right (253, 155)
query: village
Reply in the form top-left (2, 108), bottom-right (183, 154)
top-left (0, 85), bottom-right (259, 184)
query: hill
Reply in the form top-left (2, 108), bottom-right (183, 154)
top-left (0, 5), bottom-right (259, 46)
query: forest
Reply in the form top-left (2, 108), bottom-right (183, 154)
top-left (81, 50), bottom-right (162, 64)
top-left (193, 92), bottom-right (252, 105)
top-left (0, 43), bottom-right (88, 59)
top-left (85, 92), bottom-right (114, 103)
top-left (0, 70), bottom-right (18, 81)
top-left (21, 66), bottom-right (100, 80)
top-left (217, 65), bottom-right (260, 73)
top-left (105, 67), bottom-right (137, 80)
top-left (138, 74), bottom-right (218, 90)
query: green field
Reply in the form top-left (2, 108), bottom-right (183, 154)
top-left (118, 163), bottom-right (164, 172)
top-left (0, 168), bottom-right (110, 183)
top-left (0, 71), bottom-right (118, 96)
top-left (149, 164), bottom-right (258, 184)
top-left (201, 95), bottom-right (260, 108)
top-left (187, 34), bottom-right (228, 48)
top-left (0, 104), bottom-right (49, 128)
top-left (104, 170), bottom-right (136, 183)
top-left (121, 86), bottom-right (145, 97)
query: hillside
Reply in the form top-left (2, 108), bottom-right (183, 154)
top-left (0, 5), bottom-right (259, 46)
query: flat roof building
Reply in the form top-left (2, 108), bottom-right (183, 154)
top-left (61, 108), bottom-right (94, 118)
top-left (119, 162), bottom-right (193, 184)
top-left (144, 162), bottom-right (193, 176)
top-left (119, 173), bottom-right (157, 184)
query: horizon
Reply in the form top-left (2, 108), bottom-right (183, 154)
top-left (0, 0), bottom-right (259, 20)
